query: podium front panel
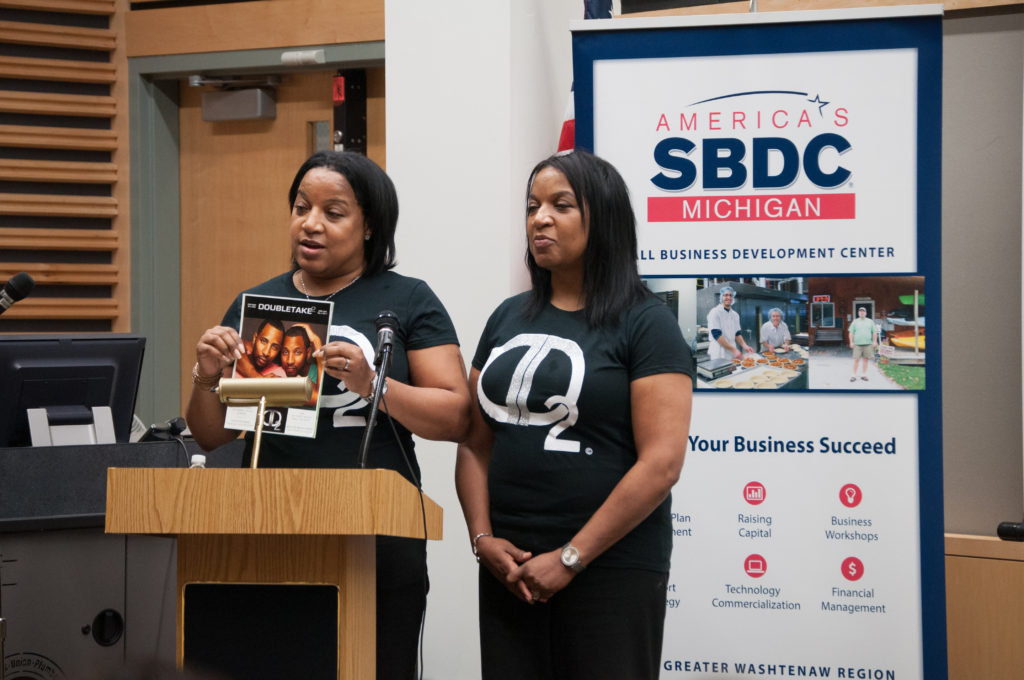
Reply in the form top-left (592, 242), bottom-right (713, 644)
top-left (184, 583), bottom-right (339, 679)
top-left (177, 534), bottom-right (375, 679)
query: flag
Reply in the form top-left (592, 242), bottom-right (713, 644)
top-left (557, 0), bottom-right (613, 152)
top-left (556, 85), bottom-right (576, 153)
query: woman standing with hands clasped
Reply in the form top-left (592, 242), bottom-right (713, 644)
top-left (456, 149), bottom-right (694, 679)
top-left (186, 150), bottom-right (470, 679)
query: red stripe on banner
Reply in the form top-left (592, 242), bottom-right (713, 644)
top-left (648, 193), bottom-right (856, 222)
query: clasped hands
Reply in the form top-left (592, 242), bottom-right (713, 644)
top-left (475, 536), bottom-right (576, 605)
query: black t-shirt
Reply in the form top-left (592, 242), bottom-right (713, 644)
top-left (472, 292), bottom-right (695, 571)
top-left (221, 270), bottom-right (459, 483)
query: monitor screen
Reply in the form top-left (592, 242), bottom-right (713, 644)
top-left (0, 334), bottom-right (146, 447)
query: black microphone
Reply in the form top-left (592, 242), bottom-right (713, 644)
top-left (359, 311), bottom-right (400, 468)
top-left (0, 272), bottom-right (35, 315)
top-left (139, 417), bottom-right (187, 443)
top-left (374, 310), bottom-right (400, 367)
top-left (998, 520), bottom-right (1024, 541)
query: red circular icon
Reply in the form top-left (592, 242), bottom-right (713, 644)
top-left (841, 557), bottom-right (864, 581)
top-left (744, 554), bottom-right (767, 578)
top-left (839, 483), bottom-right (862, 508)
top-left (744, 481), bottom-right (766, 505)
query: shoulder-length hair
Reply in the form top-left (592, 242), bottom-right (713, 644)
top-left (287, 151), bottom-right (397, 276)
top-left (524, 149), bottom-right (648, 327)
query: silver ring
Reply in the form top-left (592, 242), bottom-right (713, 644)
top-left (343, 357), bottom-right (351, 371)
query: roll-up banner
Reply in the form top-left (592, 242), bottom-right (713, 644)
top-left (572, 6), bottom-right (943, 679)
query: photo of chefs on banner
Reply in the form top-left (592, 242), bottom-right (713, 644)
top-left (643, 276), bottom-right (925, 391)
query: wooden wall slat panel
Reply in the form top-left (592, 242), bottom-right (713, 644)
top-left (0, 193), bottom-right (118, 218)
top-left (0, 91), bottom-right (117, 118)
top-left (0, 0), bottom-right (114, 14)
top-left (0, 0), bottom-right (128, 332)
top-left (0, 298), bottom-right (119, 320)
top-left (0, 56), bottom-right (117, 84)
top-left (0, 159), bottom-right (118, 184)
top-left (1, 227), bottom-right (119, 251)
top-left (107, 0), bottom-right (131, 333)
top-left (0, 21), bottom-right (116, 51)
top-left (0, 125), bottom-right (118, 151)
top-left (0, 263), bottom-right (119, 285)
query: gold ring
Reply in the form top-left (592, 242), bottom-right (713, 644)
top-left (531, 591), bottom-right (540, 603)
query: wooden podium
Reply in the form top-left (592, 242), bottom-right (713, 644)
top-left (105, 467), bottom-right (442, 678)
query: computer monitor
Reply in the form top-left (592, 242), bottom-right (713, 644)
top-left (0, 334), bottom-right (146, 447)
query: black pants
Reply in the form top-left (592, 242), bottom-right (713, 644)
top-left (478, 565), bottom-right (668, 680)
top-left (377, 536), bottom-right (428, 680)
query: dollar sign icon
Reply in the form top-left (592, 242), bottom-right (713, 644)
top-left (842, 557), bottom-right (864, 581)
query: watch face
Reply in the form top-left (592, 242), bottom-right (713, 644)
top-left (561, 545), bottom-right (580, 567)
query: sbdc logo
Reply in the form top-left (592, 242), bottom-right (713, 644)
top-left (651, 133), bottom-right (852, 192)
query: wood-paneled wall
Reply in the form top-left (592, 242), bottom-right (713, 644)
top-left (946, 534), bottom-right (1024, 679)
top-left (125, 0), bottom-right (384, 58)
top-left (0, 0), bottom-right (130, 332)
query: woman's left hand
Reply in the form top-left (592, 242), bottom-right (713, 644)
top-left (315, 341), bottom-right (374, 398)
top-left (508, 550), bottom-right (575, 604)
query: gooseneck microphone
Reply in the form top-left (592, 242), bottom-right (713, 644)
top-left (359, 310), bottom-right (401, 468)
top-left (0, 272), bottom-right (35, 315)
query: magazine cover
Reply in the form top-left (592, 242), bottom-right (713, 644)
top-left (222, 293), bottom-right (332, 438)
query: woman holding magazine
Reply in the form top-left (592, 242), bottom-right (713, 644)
top-left (185, 150), bottom-right (471, 679)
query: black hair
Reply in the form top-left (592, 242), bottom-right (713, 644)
top-left (524, 149), bottom-right (649, 327)
top-left (287, 151), bottom-right (398, 276)
top-left (283, 325), bottom-right (311, 348)
top-left (255, 318), bottom-right (285, 337)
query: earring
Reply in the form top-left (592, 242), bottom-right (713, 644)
top-left (364, 233), bottom-right (371, 241)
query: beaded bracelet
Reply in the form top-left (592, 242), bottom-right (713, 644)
top-left (192, 362), bottom-right (221, 388)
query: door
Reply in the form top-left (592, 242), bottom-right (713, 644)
top-left (852, 299), bottom-right (875, 320)
top-left (177, 69), bottom-right (385, 414)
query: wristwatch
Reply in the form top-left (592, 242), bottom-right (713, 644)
top-left (560, 543), bottom-right (585, 573)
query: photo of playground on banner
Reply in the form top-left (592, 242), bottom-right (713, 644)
top-left (642, 276), bottom-right (925, 391)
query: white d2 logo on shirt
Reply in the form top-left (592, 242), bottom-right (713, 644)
top-left (478, 333), bottom-right (585, 453)
top-left (318, 324), bottom-right (375, 428)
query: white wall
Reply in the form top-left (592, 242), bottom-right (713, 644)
top-left (941, 11), bottom-right (1024, 534)
top-left (385, 1), bottom-right (580, 677)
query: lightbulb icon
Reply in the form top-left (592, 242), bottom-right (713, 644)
top-left (839, 483), bottom-right (862, 508)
